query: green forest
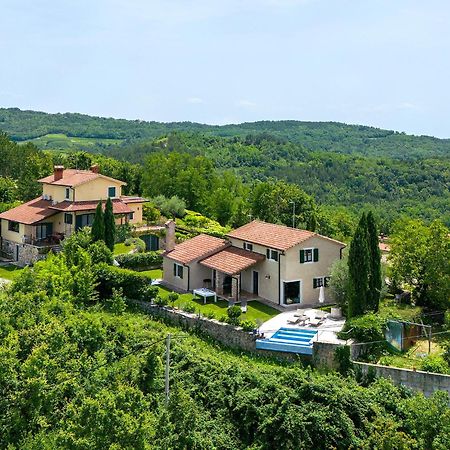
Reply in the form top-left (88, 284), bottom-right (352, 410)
top-left (1, 108), bottom-right (448, 235)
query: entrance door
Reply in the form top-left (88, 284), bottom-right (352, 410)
top-left (253, 271), bottom-right (259, 296)
top-left (283, 280), bottom-right (301, 305)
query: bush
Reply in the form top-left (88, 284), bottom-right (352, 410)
top-left (335, 346), bottom-right (352, 375)
top-left (182, 303), bottom-right (196, 314)
top-left (108, 287), bottom-right (127, 314)
top-left (338, 313), bottom-right (386, 342)
top-left (167, 292), bottom-right (179, 306)
top-left (205, 311), bottom-right (216, 320)
top-left (87, 240), bottom-right (113, 265)
top-left (152, 195), bottom-right (186, 218)
top-left (143, 203), bottom-right (161, 224)
top-left (154, 295), bottom-right (168, 307)
top-left (240, 319), bottom-right (256, 332)
top-left (95, 264), bottom-right (158, 302)
top-left (116, 223), bottom-right (134, 243)
top-left (227, 305), bottom-right (242, 325)
top-left (420, 355), bottom-right (450, 374)
top-left (115, 252), bottom-right (163, 270)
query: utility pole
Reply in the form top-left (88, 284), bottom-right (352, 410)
top-left (290, 201), bottom-right (296, 228)
top-left (165, 333), bottom-right (171, 407)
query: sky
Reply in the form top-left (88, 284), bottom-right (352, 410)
top-left (1, 0), bottom-right (450, 137)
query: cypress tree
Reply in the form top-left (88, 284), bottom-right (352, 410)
top-left (91, 201), bottom-right (105, 242)
top-left (104, 197), bottom-right (116, 251)
top-left (348, 213), bottom-right (370, 317)
top-left (366, 211), bottom-right (382, 312)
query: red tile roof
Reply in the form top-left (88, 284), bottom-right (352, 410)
top-left (50, 199), bottom-right (133, 214)
top-left (0, 198), bottom-right (58, 225)
top-left (227, 220), bottom-right (345, 251)
top-left (200, 247), bottom-right (265, 275)
top-left (164, 234), bottom-right (229, 264)
top-left (38, 169), bottom-right (125, 187)
top-left (121, 196), bottom-right (147, 204)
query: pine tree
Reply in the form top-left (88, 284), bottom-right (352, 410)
top-left (91, 201), bottom-right (105, 242)
top-left (347, 213), bottom-right (370, 317)
top-left (104, 197), bottom-right (116, 251)
top-left (366, 211), bottom-right (382, 312)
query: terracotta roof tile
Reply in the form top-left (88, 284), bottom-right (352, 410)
top-left (226, 220), bottom-right (316, 251)
top-left (200, 247), bottom-right (265, 275)
top-left (38, 169), bottom-right (125, 187)
top-left (164, 234), bottom-right (228, 264)
top-left (121, 196), bottom-right (147, 204)
top-left (50, 199), bottom-right (133, 214)
top-left (0, 198), bottom-right (58, 225)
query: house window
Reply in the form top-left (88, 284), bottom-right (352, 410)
top-left (64, 213), bottom-right (73, 225)
top-left (128, 212), bottom-right (134, 221)
top-left (313, 276), bottom-right (330, 289)
top-left (35, 223), bottom-right (53, 241)
top-left (108, 186), bottom-right (116, 198)
top-left (173, 263), bottom-right (184, 279)
top-left (65, 187), bottom-right (70, 200)
top-left (243, 242), bottom-right (253, 251)
top-left (8, 221), bottom-right (19, 233)
top-left (266, 249), bottom-right (279, 262)
top-left (300, 248), bottom-right (319, 263)
top-left (75, 213), bottom-right (95, 230)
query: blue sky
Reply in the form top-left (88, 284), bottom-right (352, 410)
top-left (1, 0), bottom-right (450, 137)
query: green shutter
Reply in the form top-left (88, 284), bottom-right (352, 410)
top-left (313, 248), bottom-right (319, 262)
top-left (300, 250), bottom-right (305, 263)
top-left (179, 266), bottom-right (183, 279)
top-left (173, 263), bottom-right (177, 276)
top-left (313, 278), bottom-right (317, 289)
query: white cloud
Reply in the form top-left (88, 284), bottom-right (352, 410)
top-left (236, 99), bottom-right (257, 108)
top-left (187, 97), bottom-right (204, 104)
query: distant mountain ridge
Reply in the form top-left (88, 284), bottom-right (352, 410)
top-left (1, 107), bottom-right (449, 159)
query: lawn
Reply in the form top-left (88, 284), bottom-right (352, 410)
top-left (378, 297), bottom-right (422, 322)
top-left (0, 264), bottom-right (23, 281)
top-left (155, 285), bottom-right (279, 324)
top-left (140, 269), bottom-right (163, 279)
top-left (113, 242), bottom-right (135, 256)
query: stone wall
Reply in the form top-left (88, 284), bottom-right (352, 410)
top-left (133, 300), bottom-right (303, 363)
top-left (1, 239), bottom-right (49, 266)
top-left (353, 361), bottom-right (450, 397)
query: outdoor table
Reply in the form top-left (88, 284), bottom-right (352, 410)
top-left (193, 288), bottom-right (217, 304)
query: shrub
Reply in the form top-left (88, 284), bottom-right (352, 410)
top-left (205, 311), bottom-right (216, 320)
top-left (94, 264), bottom-right (158, 302)
top-left (167, 292), bottom-right (179, 306)
top-left (420, 355), bottom-right (450, 374)
top-left (154, 295), bottom-right (168, 307)
top-left (116, 252), bottom-right (163, 270)
top-left (227, 305), bottom-right (242, 326)
top-left (116, 223), bottom-right (134, 243)
top-left (218, 315), bottom-right (228, 323)
top-left (240, 319), bottom-right (256, 332)
top-left (182, 303), bottom-right (196, 314)
top-left (335, 346), bottom-right (352, 375)
top-left (87, 240), bottom-right (113, 265)
top-left (151, 195), bottom-right (186, 218)
top-left (108, 287), bottom-right (127, 314)
top-left (143, 203), bottom-right (161, 224)
top-left (338, 313), bottom-right (386, 343)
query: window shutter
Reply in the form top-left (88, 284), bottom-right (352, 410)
top-left (173, 264), bottom-right (177, 276)
top-left (313, 278), bottom-right (317, 289)
top-left (300, 250), bottom-right (305, 263)
top-left (179, 266), bottom-right (183, 279)
top-left (313, 248), bottom-right (319, 262)
top-left (266, 249), bottom-right (270, 259)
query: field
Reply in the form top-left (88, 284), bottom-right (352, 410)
top-left (21, 133), bottom-right (123, 152)
top-left (0, 264), bottom-right (23, 281)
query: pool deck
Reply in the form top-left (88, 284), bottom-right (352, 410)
top-left (259, 308), bottom-right (347, 344)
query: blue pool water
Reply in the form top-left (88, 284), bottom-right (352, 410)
top-left (255, 327), bottom-right (318, 355)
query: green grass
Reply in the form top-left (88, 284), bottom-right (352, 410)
top-left (140, 269), bottom-right (163, 279)
top-left (155, 285), bottom-right (279, 324)
top-left (0, 264), bottom-right (23, 281)
top-left (378, 297), bottom-right (422, 322)
top-left (113, 242), bottom-right (135, 256)
top-left (22, 133), bottom-right (123, 151)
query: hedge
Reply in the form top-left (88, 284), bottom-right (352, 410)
top-left (95, 263), bottom-right (158, 301)
top-left (115, 251), bottom-right (163, 269)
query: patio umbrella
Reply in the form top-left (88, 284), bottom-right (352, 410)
top-left (319, 285), bottom-right (325, 303)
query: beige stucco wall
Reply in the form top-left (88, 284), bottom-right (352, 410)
top-left (126, 203), bottom-right (143, 224)
top-left (163, 257), bottom-right (189, 291)
top-left (74, 178), bottom-right (123, 202)
top-left (42, 184), bottom-right (73, 202)
top-left (1, 220), bottom-right (26, 244)
top-left (283, 237), bottom-right (344, 305)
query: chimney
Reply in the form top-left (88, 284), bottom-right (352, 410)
top-left (165, 219), bottom-right (176, 252)
top-left (54, 165), bottom-right (64, 181)
top-left (90, 164), bottom-right (99, 174)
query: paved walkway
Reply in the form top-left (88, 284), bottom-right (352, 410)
top-left (260, 308), bottom-right (346, 344)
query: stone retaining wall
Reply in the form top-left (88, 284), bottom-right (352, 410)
top-left (353, 361), bottom-right (450, 397)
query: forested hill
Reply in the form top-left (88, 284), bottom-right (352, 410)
top-left (1, 107), bottom-right (450, 158)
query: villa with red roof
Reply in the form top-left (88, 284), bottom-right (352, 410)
top-left (163, 220), bottom-right (346, 307)
top-left (0, 165), bottom-right (145, 265)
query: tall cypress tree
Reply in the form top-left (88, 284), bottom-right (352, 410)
top-left (104, 197), bottom-right (116, 251)
top-left (91, 201), bottom-right (105, 242)
top-left (366, 211), bottom-right (382, 312)
top-left (348, 213), bottom-right (370, 317)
